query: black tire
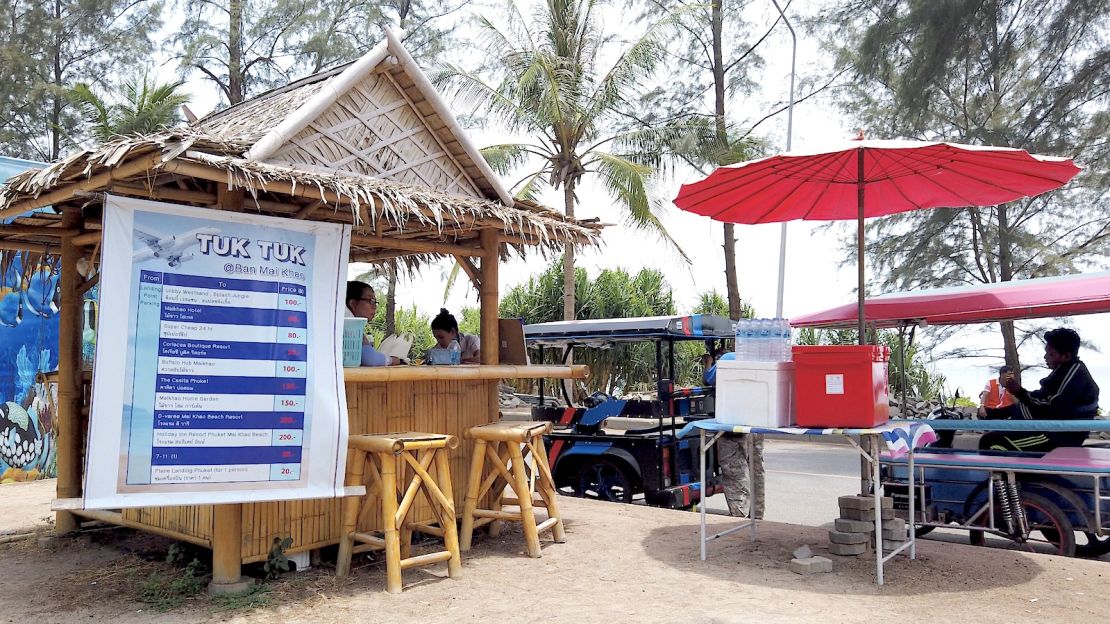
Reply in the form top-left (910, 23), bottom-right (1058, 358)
top-left (913, 525), bottom-right (935, 538)
top-left (574, 458), bottom-right (634, 503)
top-left (1075, 532), bottom-right (1110, 558)
top-left (984, 492), bottom-right (1077, 556)
top-left (965, 492), bottom-right (1077, 556)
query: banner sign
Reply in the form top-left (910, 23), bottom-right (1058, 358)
top-left (84, 195), bottom-right (350, 508)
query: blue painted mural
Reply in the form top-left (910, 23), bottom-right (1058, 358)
top-left (0, 155), bottom-right (61, 482)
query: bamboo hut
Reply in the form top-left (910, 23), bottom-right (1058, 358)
top-left (0, 30), bottom-right (598, 589)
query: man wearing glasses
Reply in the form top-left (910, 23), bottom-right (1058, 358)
top-left (344, 281), bottom-right (400, 366)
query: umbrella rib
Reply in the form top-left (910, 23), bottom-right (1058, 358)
top-left (901, 150), bottom-right (1035, 204)
top-left (700, 151), bottom-right (848, 222)
top-left (870, 149), bottom-right (981, 208)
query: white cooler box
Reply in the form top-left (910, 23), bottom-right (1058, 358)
top-left (715, 360), bottom-right (795, 427)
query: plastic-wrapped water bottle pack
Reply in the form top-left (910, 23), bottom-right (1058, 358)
top-left (734, 318), bottom-right (792, 361)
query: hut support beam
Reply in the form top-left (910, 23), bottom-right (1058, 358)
top-left (479, 229), bottom-right (500, 421)
top-left (453, 255), bottom-right (481, 293)
top-left (55, 206), bottom-right (84, 534)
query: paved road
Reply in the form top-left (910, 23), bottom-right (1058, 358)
top-left (701, 437), bottom-right (859, 527)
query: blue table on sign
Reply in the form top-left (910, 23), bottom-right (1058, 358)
top-left (677, 419), bottom-right (937, 586)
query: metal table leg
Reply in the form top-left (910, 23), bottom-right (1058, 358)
top-left (700, 429), bottom-right (707, 561)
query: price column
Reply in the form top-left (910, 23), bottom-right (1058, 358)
top-left (271, 282), bottom-right (307, 481)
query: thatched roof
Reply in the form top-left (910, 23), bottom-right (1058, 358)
top-left (0, 30), bottom-right (602, 266)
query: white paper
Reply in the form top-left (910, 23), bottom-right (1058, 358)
top-left (377, 333), bottom-right (414, 359)
top-left (825, 373), bottom-right (845, 395)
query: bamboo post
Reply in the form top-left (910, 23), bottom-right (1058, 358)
top-left (208, 504), bottom-right (252, 594)
top-left (507, 442), bottom-right (542, 557)
top-left (460, 438), bottom-right (487, 551)
top-left (380, 450), bottom-right (403, 594)
top-left (208, 185), bottom-right (251, 595)
top-left (336, 450), bottom-right (365, 577)
top-left (55, 206), bottom-right (83, 535)
top-left (434, 448), bottom-right (462, 579)
top-left (530, 435), bottom-right (566, 543)
top-left (479, 229), bottom-right (500, 420)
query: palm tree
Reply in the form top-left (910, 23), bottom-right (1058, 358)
top-left (438, 0), bottom-right (693, 322)
top-left (69, 74), bottom-right (190, 142)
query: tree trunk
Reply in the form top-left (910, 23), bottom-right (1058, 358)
top-left (562, 180), bottom-right (576, 401)
top-left (228, 0), bottom-right (245, 104)
top-left (997, 204), bottom-right (1019, 370)
top-left (562, 181), bottom-right (576, 321)
top-left (384, 260), bottom-right (397, 336)
top-left (711, 0), bottom-right (742, 319)
top-left (50, 0), bottom-right (63, 160)
top-left (723, 224), bottom-right (741, 319)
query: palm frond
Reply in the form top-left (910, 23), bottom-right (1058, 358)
top-left (588, 150), bottom-right (690, 264)
top-left (512, 172), bottom-right (546, 202)
top-left (480, 143), bottom-right (543, 175)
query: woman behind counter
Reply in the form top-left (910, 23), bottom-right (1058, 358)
top-left (345, 281), bottom-right (401, 366)
top-left (428, 308), bottom-right (480, 364)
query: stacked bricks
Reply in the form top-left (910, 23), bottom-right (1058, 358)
top-left (828, 495), bottom-right (907, 556)
top-left (789, 545), bottom-right (833, 575)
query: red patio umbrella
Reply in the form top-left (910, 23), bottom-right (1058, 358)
top-left (672, 139), bottom-right (1081, 343)
top-left (790, 272), bottom-right (1110, 329)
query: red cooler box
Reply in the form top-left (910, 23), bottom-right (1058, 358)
top-left (791, 345), bottom-right (890, 428)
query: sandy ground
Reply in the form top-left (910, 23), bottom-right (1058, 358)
top-left (2, 479), bottom-right (1109, 624)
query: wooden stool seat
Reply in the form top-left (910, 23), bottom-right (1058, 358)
top-left (460, 421), bottom-right (566, 557)
top-left (337, 432), bottom-right (462, 593)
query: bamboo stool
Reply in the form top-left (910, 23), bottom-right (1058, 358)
top-left (336, 432), bottom-right (462, 593)
top-left (460, 421), bottom-right (566, 557)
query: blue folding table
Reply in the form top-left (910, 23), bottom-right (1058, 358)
top-left (678, 419), bottom-right (937, 585)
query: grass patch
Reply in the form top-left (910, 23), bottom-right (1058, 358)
top-left (209, 583), bottom-right (272, 611)
top-left (139, 557), bottom-right (208, 612)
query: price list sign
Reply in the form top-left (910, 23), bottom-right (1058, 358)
top-left (85, 195), bottom-right (350, 508)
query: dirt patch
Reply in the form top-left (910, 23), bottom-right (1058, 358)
top-left (1, 480), bottom-right (1108, 623)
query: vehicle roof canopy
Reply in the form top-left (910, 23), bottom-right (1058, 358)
top-left (791, 272), bottom-right (1110, 329)
top-left (524, 314), bottom-right (734, 347)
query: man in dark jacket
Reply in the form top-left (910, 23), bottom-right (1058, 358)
top-left (979, 328), bottom-right (1099, 452)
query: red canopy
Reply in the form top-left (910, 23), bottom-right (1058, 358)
top-left (673, 140), bottom-right (1081, 223)
top-left (791, 273), bottom-right (1110, 329)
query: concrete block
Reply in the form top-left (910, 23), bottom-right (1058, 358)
top-left (828, 541), bottom-right (868, 556)
top-left (881, 539), bottom-right (907, 554)
top-left (828, 529), bottom-right (870, 545)
top-left (790, 556), bottom-right (833, 575)
top-left (793, 545), bottom-right (813, 560)
top-left (881, 528), bottom-right (907, 541)
top-left (840, 506), bottom-right (894, 522)
top-left (834, 518), bottom-right (875, 534)
top-left (881, 518), bottom-right (906, 533)
top-left (880, 496), bottom-right (894, 510)
top-left (838, 495), bottom-right (876, 511)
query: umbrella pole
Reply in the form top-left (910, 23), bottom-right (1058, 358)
top-left (857, 151), bottom-right (866, 345)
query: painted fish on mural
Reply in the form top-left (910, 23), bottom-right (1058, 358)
top-left (0, 401), bottom-right (42, 469)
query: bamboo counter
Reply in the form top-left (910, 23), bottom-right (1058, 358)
top-left (107, 364), bottom-right (589, 563)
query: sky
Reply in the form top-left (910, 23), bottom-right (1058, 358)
top-left (163, 2), bottom-right (1110, 405)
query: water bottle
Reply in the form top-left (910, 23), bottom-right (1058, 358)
top-left (782, 320), bottom-right (793, 361)
top-left (448, 339), bottom-right (461, 365)
top-left (742, 320), bottom-right (757, 360)
top-left (734, 320), bottom-right (745, 358)
top-left (757, 319), bottom-right (772, 361)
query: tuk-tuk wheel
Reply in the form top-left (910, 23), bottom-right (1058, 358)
top-left (1075, 532), bottom-right (1110, 558)
top-left (574, 458), bottom-right (634, 503)
top-left (969, 491), bottom-right (1076, 556)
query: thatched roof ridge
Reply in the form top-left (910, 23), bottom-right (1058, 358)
top-left (0, 131), bottom-right (601, 257)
